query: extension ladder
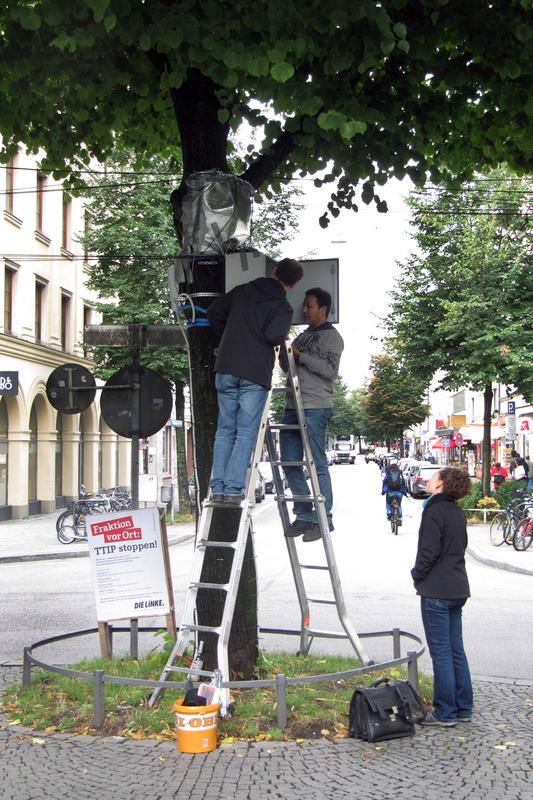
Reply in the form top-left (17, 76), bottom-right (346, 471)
top-left (148, 342), bottom-right (371, 713)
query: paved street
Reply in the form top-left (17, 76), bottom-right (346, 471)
top-left (1, 459), bottom-right (533, 799)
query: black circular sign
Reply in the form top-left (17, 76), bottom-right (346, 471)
top-left (101, 366), bottom-right (173, 438)
top-left (46, 364), bottom-right (96, 414)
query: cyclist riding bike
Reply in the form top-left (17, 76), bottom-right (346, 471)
top-left (381, 461), bottom-right (407, 525)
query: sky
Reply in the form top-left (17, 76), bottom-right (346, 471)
top-left (284, 177), bottom-right (415, 390)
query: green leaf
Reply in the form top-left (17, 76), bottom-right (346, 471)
top-left (319, 213), bottom-right (329, 229)
top-left (217, 108), bottom-right (230, 124)
top-left (18, 8), bottom-right (42, 31)
top-left (139, 33), bottom-right (151, 51)
top-left (104, 13), bottom-right (117, 33)
top-left (270, 62), bottom-right (295, 83)
top-left (397, 39), bottom-right (410, 53)
top-left (84, 0), bottom-right (111, 23)
top-left (317, 110), bottom-right (346, 131)
top-left (340, 120), bottom-right (367, 139)
top-left (393, 22), bottom-right (407, 39)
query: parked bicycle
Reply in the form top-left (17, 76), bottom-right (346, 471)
top-left (56, 485), bottom-right (131, 544)
top-left (512, 513), bottom-right (533, 552)
top-left (489, 491), bottom-right (533, 549)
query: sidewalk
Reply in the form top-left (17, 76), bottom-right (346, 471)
top-left (466, 523), bottom-right (533, 576)
top-left (0, 510), bottom-right (195, 563)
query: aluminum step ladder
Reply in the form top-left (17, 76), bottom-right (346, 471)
top-left (149, 341), bottom-right (371, 712)
top-left (265, 342), bottom-right (371, 664)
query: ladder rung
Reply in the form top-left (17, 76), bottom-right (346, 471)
top-left (181, 624), bottom-right (221, 634)
top-left (308, 597), bottom-right (337, 605)
top-left (190, 581), bottom-right (229, 591)
top-left (276, 460), bottom-right (307, 467)
top-left (268, 424), bottom-right (302, 430)
top-left (299, 564), bottom-right (329, 570)
top-left (275, 495), bottom-right (314, 503)
top-left (271, 386), bottom-right (292, 393)
top-left (198, 539), bottom-right (237, 549)
top-left (167, 666), bottom-right (217, 677)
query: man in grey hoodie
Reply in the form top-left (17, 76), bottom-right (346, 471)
top-left (207, 258), bottom-right (303, 504)
top-left (280, 287), bottom-right (343, 541)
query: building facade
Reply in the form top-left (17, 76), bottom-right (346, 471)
top-left (1, 144), bottom-right (131, 520)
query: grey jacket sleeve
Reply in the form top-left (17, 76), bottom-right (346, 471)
top-left (299, 329), bottom-right (343, 379)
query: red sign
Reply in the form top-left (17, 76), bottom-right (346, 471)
top-left (455, 433), bottom-right (463, 446)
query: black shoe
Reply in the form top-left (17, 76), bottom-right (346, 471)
top-left (328, 520), bottom-right (335, 532)
top-left (420, 713), bottom-right (456, 727)
top-left (285, 519), bottom-right (308, 538)
top-left (224, 494), bottom-right (245, 506)
top-left (302, 524), bottom-right (322, 542)
top-left (211, 494), bottom-right (225, 503)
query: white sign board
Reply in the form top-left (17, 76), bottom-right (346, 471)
top-left (224, 252), bottom-right (339, 324)
top-left (87, 508), bottom-right (170, 622)
top-left (138, 473), bottom-right (158, 502)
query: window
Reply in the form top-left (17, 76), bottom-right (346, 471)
top-left (4, 268), bottom-right (14, 333)
top-left (83, 212), bottom-right (91, 263)
top-left (0, 399), bottom-right (7, 507)
top-left (62, 193), bottom-right (71, 251)
top-left (5, 155), bottom-right (16, 214)
top-left (36, 172), bottom-right (46, 232)
top-left (55, 414), bottom-right (63, 499)
top-left (60, 293), bottom-right (71, 351)
top-left (28, 405), bottom-right (38, 503)
top-left (35, 281), bottom-right (45, 342)
top-left (83, 305), bottom-right (92, 357)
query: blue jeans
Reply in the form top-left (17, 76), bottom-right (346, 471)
top-left (421, 597), bottom-right (473, 721)
top-left (385, 491), bottom-right (403, 519)
top-left (210, 373), bottom-right (268, 496)
top-left (280, 407), bottom-right (333, 523)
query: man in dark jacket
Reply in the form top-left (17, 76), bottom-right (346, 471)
top-left (207, 258), bottom-right (303, 504)
top-left (412, 466), bottom-right (473, 727)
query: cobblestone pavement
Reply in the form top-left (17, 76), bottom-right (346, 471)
top-left (2, 666), bottom-right (533, 800)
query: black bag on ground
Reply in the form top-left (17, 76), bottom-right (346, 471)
top-left (348, 678), bottom-right (426, 742)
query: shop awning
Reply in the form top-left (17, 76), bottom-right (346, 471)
top-left (432, 436), bottom-right (457, 449)
top-left (458, 425), bottom-right (501, 444)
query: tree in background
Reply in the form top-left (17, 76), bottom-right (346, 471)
top-left (386, 169), bottom-right (532, 494)
top-left (329, 378), bottom-right (364, 438)
top-left (362, 354), bottom-right (428, 455)
top-left (2, 2), bottom-right (530, 676)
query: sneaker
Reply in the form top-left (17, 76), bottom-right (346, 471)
top-left (224, 493), bottom-right (245, 506)
top-left (211, 494), bottom-right (225, 503)
top-left (457, 715), bottom-right (472, 722)
top-left (302, 524), bottom-right (322, 542)
top-left (398, 519), bottom-right (403, 526)
top-left (420, 713), bottom-right (456, 727)
top-left (285, 519), bottom-right (309, 538)
top-left (328, 520), bottom-right (335, 532)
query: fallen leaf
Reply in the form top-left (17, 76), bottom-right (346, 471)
top-left (8, 720), bottom-right (21, 726)
top-left (159, 757), bottom-right (169, 765)
top-left (220, 736), bottom-right (234, 745)
top-left (295, 738), bottom-right (305, 744)
top-left (44, 726), bottom-right (58, 733)
top-left (375, 746), bottom-right (382, 751)
top-left (457, 736), bottom-right (465, 741)
top-left (31, 737), bottom-right (46, 745)
top-left (321, 729), bottom-right (330, 736)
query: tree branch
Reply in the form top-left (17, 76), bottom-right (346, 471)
top-left (240, 129), bottom-right (297, 190)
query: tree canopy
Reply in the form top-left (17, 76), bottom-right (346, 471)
top-left (362, 353), bottom-right (428, 447)
top-left (385, 169), bottom-right (533, 401)
top-left (1, 1), bottom-right (531, 225)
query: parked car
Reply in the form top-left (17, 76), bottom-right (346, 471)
top-left (410, 465), bottom-right (441, 498)
top-left (405, 461), bottom-right (431, 494)
top-left (258, 463), bottom-right (274, 493)
top-left (326, 450), bottom-right (336, 466)
top-left (255, 471), bottom-right (266, 502)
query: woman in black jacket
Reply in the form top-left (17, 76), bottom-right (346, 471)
top-left (411, 467), bottom-right (473, 727)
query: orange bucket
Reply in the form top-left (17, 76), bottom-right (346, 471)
top-left (173, 699), bottom-right (220, 754)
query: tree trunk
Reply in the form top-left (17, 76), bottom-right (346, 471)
top-left (170, 69), bottom-right (258, 675)
top-left (482, 384), bottom-right (493, 496)
top-left (398, 431), bottom-right (405, 458)
top-left (174, 379), bottom-right (192, 516)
